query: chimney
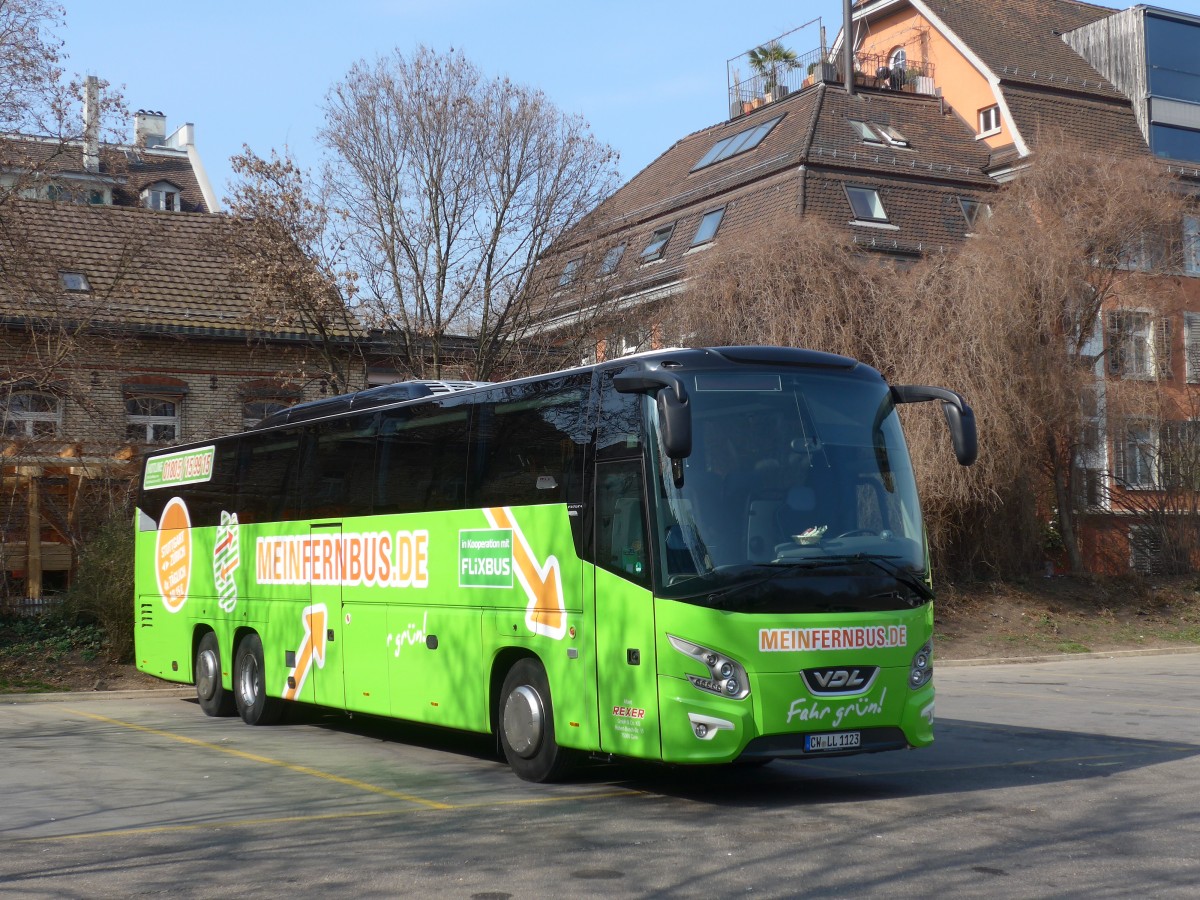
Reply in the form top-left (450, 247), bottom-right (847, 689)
top-left (83, 76), bottom-right (100, 173)
top-left (134, 110), bottom-right (167, 148)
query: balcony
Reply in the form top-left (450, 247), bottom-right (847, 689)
top-left (728, 46), bottom-right (937, 119)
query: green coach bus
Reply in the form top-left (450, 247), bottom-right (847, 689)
top-left (134, 346), bottom-right (976, 781)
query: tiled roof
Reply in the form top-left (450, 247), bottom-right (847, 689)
top-left (0, 200), bottom-right (344, 340)
top-left (922, 0), bottom-right (1122, 98)
top-left (0, 137), bottom-right (210, 212)
top-left (1001, 85), bottom-right (1148, 158)
top-left (553, 83), bottom-right (997, 283)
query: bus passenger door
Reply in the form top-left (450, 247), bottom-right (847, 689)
top-left (309, 523), bottom-right (346, 709)
top-left (593, 458), bottom-right (662, 759)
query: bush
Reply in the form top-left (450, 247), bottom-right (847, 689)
top-left (65, 517), bottom-right (134, 662)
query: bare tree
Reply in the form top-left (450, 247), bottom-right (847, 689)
top-left (949, 139), bottom-right (1187, 573)
top-left (671, 138), bottom-right (1190, 578)
top-left (321, 46), bottom-right (619, 379)
top-left (224, 147), bottom-right (366, 394)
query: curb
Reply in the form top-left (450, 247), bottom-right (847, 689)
top-left (2, 686), bottom-right (194, 704)
top-left (939, 645), bottom-right (1200, 667)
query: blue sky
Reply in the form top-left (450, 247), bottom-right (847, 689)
top-left (61, 1), bottom-right (1200, 208)
top-left (60, 0), bottom-right (850, 204)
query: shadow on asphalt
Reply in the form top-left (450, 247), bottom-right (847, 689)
top-left (180, 696), bottom-right (1200, 805)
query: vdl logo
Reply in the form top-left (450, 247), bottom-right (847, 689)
top-left (801, 666), bottom-right (879, 696)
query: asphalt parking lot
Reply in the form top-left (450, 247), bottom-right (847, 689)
top-left (2, 651), bottom-right (1199, 898)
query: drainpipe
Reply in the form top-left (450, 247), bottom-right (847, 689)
top-left (844, 0), bottom-right (855, 97)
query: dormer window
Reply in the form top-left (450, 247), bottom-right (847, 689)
top-left (142, 181), bottom-right (182, 211)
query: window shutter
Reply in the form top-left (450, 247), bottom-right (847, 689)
top-left (1156, 316), bottom-right (1173, 379)
top-left (1113, 435), bottom-right (1127, 484)
top-left (1186, 314), bottom-right (1200, 383)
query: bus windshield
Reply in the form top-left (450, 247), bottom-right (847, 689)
top-left (647, 369), bottom-right (928, 611)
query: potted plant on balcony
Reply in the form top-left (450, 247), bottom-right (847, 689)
top-left (749, 41), bottom-right (799, 103)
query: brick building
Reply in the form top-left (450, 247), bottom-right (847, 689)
top-left (0, 87), bottom-right (363, 603)
top-left (538, 0), bottom-right (1200, 575)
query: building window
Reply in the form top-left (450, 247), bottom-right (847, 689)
top-left (3, 391), bottom-right (61, 438)
top-left (845, 185), bottom-right (889, 222)
top-left (1107, 311), bottom-right (1170, 379)
top-left (597, 243), bottom-right (626, 276)
top-left (1115, 423), bottom-right (1157, 489)
top-left (243, 399), bottom-right (291, 430)
top-left (126, 395), bottom-right (180, 443)
top-left (141, 181), bottom-right (181, 211)
top-left (640, 224), bottom-right (675, 262)
top-left (691, 208), bottom-right (726, 246)
top-left (1183, 215), bottom-right (1200, 276)
top-left (60, 271), bottom-right (91, 292)
top-left (691, 115), bottom-right (784, 172)
top-left (959, 198), bottom-right (991, 232)
top-left (558, 257), bottom-right (582, 287)
top-left (978, 105), bottom-right (1001, 135)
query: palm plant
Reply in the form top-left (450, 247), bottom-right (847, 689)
top-left (748, 41), bottom-right (800, 97)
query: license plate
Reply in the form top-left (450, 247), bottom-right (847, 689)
top-left (805, 731), bottom-right (861, 752)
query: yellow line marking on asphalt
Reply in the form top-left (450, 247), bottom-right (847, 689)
top-left (19, 790), bottom-right (645, 843)
top-left (62, 708), bottom-right (451, 810)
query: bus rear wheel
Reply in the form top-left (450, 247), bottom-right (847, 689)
top-left (499, 659), bottom-right (574, 783)
top-left (195, 632), bottom-right (235, 717)
top-left (234, 633), bottom-right (283, 726)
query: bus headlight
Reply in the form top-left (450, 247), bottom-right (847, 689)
top-left (668, 635), bottom-right (750, 701)
top-left (909, 639), bottom-right (933, 689)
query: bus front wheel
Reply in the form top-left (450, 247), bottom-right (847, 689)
top-left (195, 632), bottom-right (235, 717)
top-left (499, 659), bottom-right (574, 782)
top-left (234, 633), bottom-right (283, 726)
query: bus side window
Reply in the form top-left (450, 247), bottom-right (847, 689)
top-left (375, 404), bottom-right (470, 514)
top-left (297, 413), bottom-right (377, 518)
top-left (470, 377), bottom-right (589, 508)
top-left (186, 440), bottom-right (239, 526)
top-left (237, 428), bottom-right (302, 523)
top-left (595, 459), bottom-right (650, 586)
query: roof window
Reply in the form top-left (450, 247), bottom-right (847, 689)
top-left (691, 208), bottom-right (726, 246)
top-left (60, 271), bottom-right (91, 292)
top-left (959, 198), bottom-right (991, 232)
top-left (558, 257), bottom-right (582, 287)
top-left (845, 186), bottom-right (889, 223)
top-left (598, 243), bottom-right (626, 276)
top-left (640, 224), bottom-right (675, 262)
top-left (849, 120), bottom-right (883, 144)
top-left (691, 115), bottom-right (784, 172)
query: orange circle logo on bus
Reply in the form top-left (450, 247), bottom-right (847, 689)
top-left (156, 496), bottom-right (192, 613)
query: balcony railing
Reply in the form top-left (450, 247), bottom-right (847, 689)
top-left (728, 46), bottom-right (937, 119)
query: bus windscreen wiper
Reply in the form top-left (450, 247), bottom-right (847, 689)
top-left (807, 553), bottom-right (935, 602)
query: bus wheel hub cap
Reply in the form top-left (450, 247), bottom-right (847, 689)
top-left (197, 649), bottom-right (218, 701)
top-left (503, 685), bottom-right (543, 758)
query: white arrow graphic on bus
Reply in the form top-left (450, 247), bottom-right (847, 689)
top-left (283, 604), bottom-right (327, 700)
top-left (484, 507), bottom-right (566, 640)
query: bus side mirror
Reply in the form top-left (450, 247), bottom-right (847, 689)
top-left (892, 384), bottom-right (978, 466)
top-left (614, 369), bottom-right (692, 459)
